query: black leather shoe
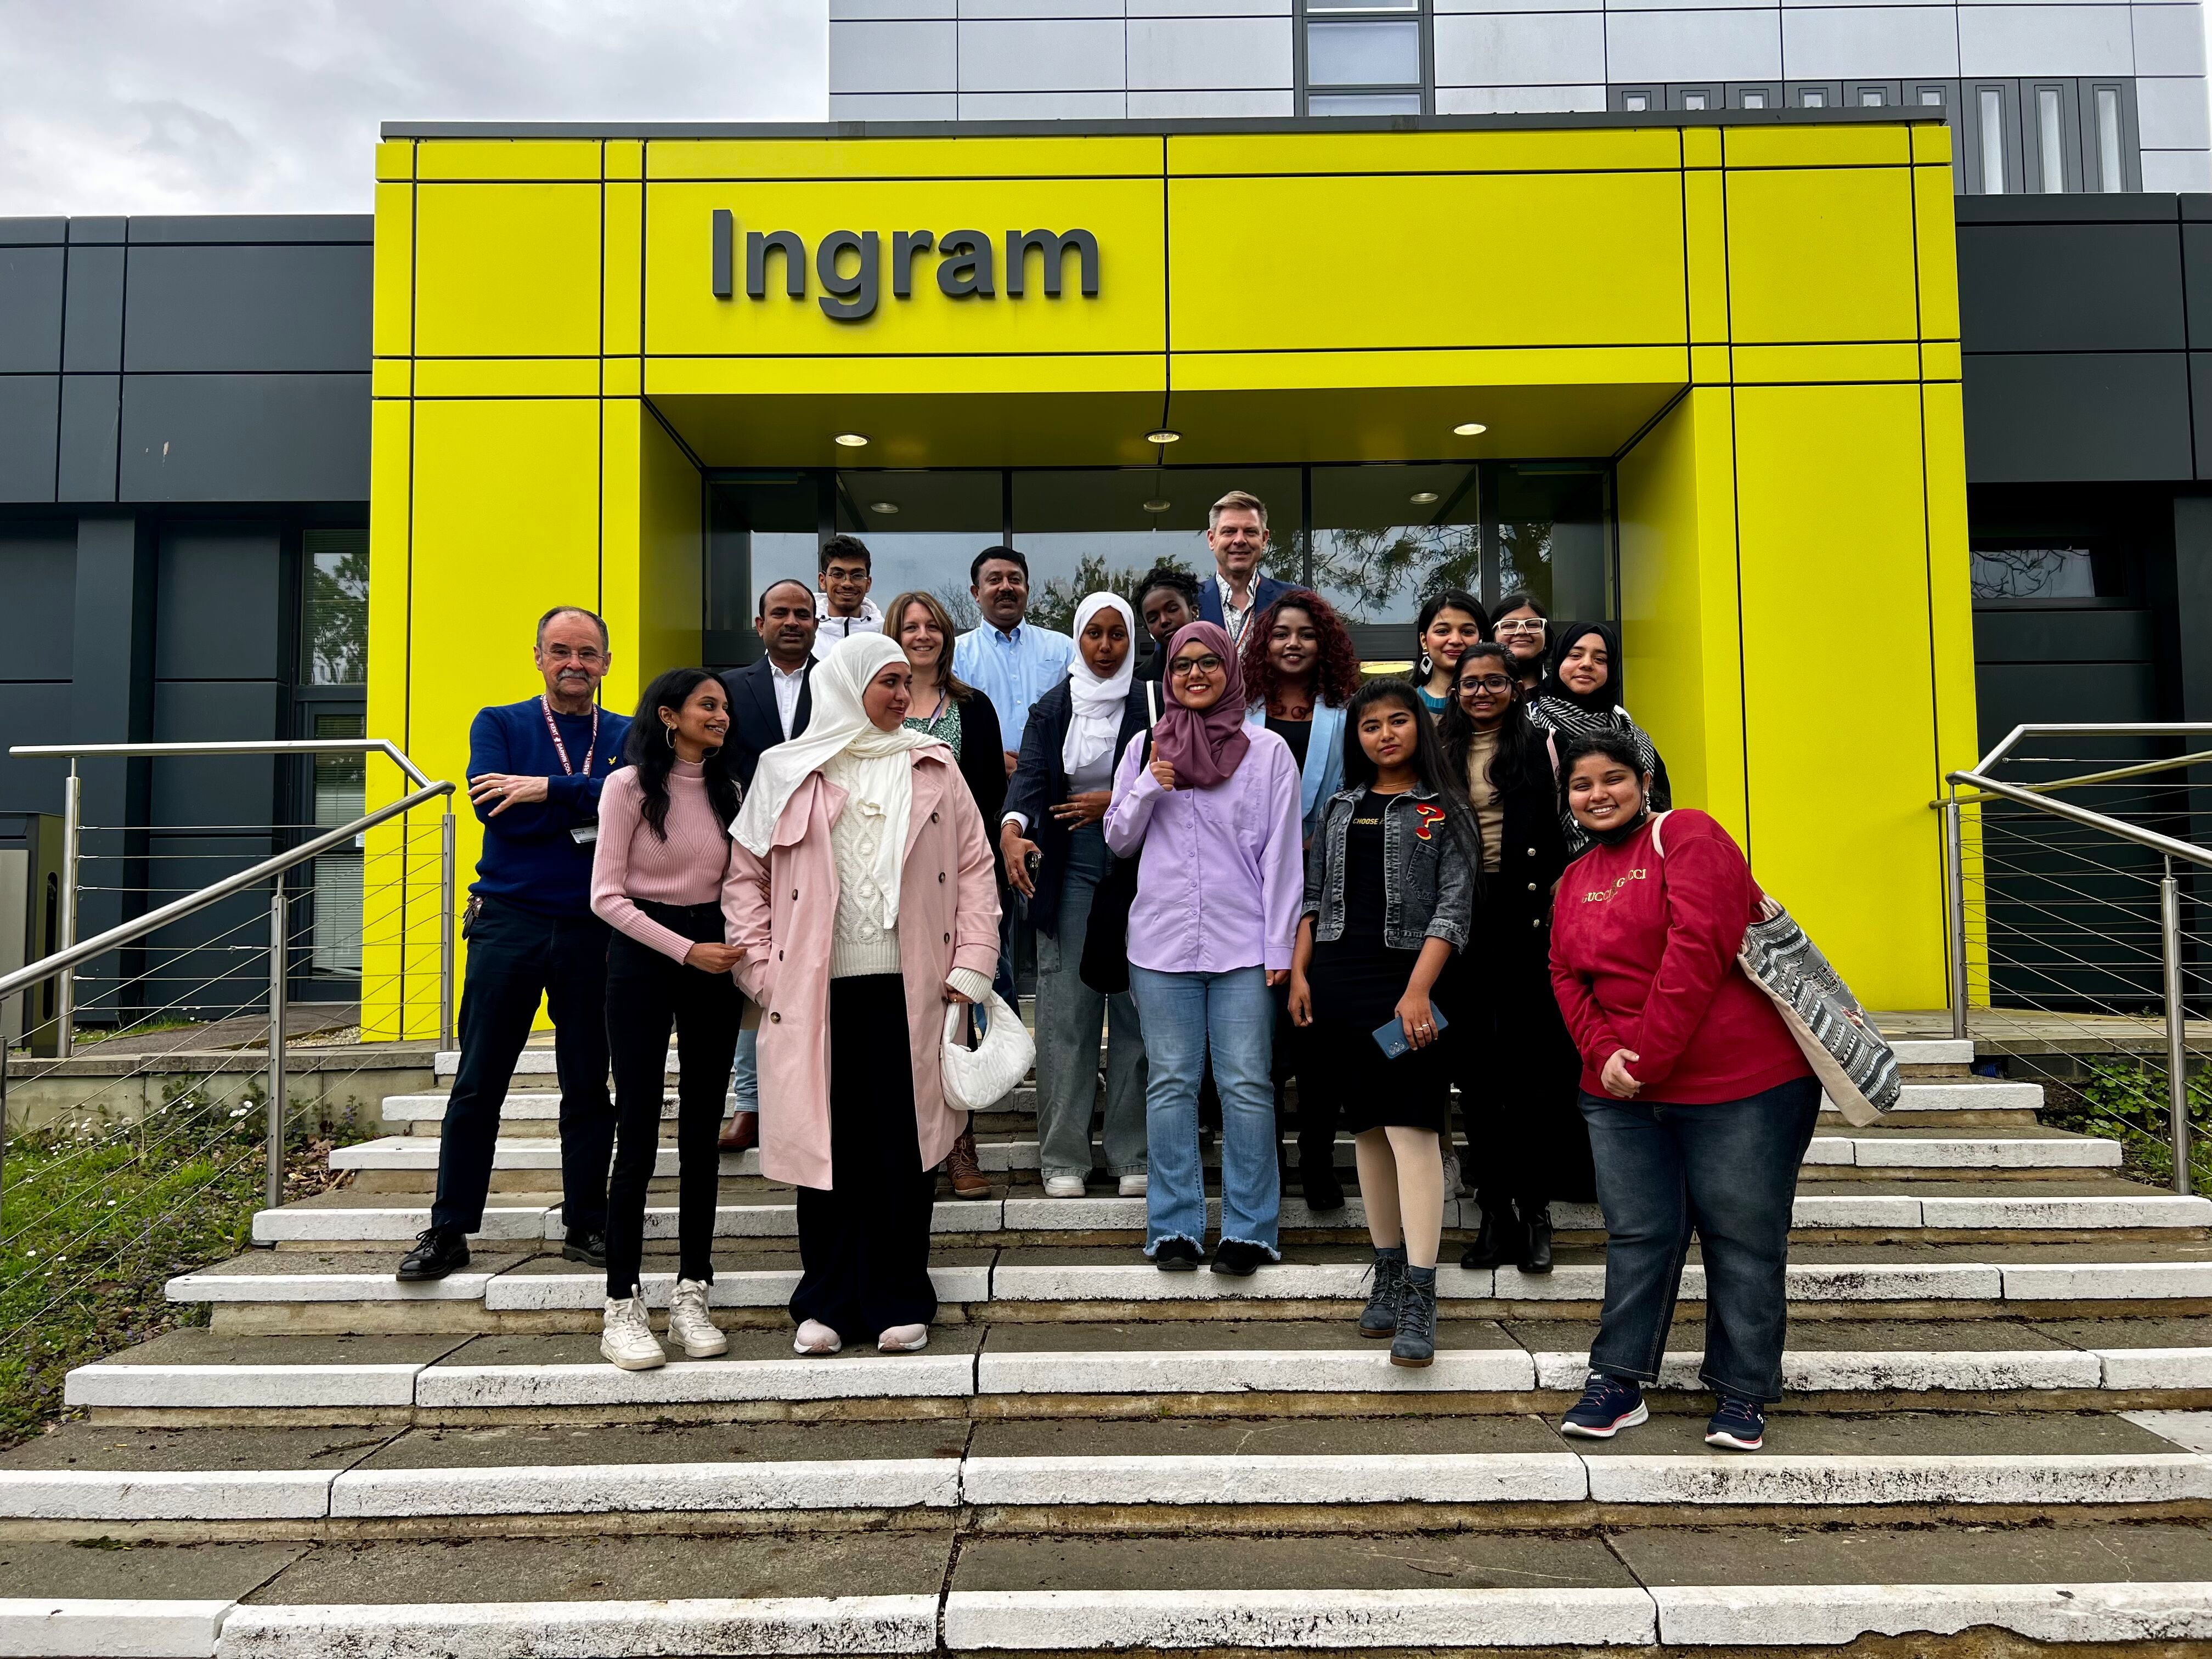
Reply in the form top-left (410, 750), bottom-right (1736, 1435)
top-left (1516, 1201), bottom-right (1555, 1275)
top-left (1300, 1158), bottom-right (1345, 1213)
top-left (396, 1226), bottom-right (470, 1282)
top-left (561, 1228), bottom-right (609, 1269)
top-left (1210, 1239), bottom-right (1273, 1277)
top-left (1152, 1237), bottom-right (1205, 1272)
top-left (1459, 1198), bottom-right (1520, 1271)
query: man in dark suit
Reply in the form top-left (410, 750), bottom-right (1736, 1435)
top-left (721, 578), bottom-right (818, 787)
top-left (1194, 488), bottom-right (1297, 650)
top-left (714, 577), bottom-right (818, 1152)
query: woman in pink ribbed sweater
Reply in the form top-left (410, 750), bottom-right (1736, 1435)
top-left (589, 668), bottom-right (746, 1372)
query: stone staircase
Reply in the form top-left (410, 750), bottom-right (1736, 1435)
top-left (8, 1034), bottom-right (2212, 1656)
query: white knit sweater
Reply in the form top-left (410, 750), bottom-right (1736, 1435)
top-left (827, 786), bottom-right (904, 980)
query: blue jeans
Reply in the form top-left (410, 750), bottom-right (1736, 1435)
top-left (732, 1027), bottom-right (758, 1116)
top-left (1129, 964), bottom-right (1280, 1257)
top-left (1581, 1076), bottom-right (1821, 1402)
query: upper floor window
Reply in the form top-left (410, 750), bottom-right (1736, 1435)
top-left (303, 527), bottom-right (368, 685)
top-left (1301, 0), bottom-right (1429, 116)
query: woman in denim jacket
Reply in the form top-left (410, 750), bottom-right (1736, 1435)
top-left (1288, 680), bottom-right (1478, 1367)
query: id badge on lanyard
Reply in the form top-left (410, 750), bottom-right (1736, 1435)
top-left (542, 697), bottom-right (602, 845)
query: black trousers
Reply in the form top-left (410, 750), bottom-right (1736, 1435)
top-left (792, 974), bottom-right (938, 1341)
top-left (431, 897), bottom-right (613, 1235)
top-left (1270, 982), bottom-right (1331, 1170)
top-left (603, 901), bottom-right (743, 1298)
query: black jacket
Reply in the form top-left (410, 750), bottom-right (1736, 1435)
top-left (720, 656), bottom-right (814, 788)
top-left (1482, 728), bottom-right (1574, 961)
top-left (944, 688), bottom-right (1009, 886)
top-left (1003, 676), bottom-right (1155, 937)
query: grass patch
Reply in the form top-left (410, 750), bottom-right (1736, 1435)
top-left (1, 1087), bottom-right (363, 1448)
top-left (2037, 1056), bottom-right (2212, 1192)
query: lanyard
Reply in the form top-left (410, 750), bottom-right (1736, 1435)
top-left (539, 696), bottom-right (599, 778)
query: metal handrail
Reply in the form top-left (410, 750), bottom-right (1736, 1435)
top-left (9, 738), bottom-right (435, 791)
top-left (0, 779), bottom-right (456, 1227)
top-left (1939, 723), bottom-right (2211, 1195)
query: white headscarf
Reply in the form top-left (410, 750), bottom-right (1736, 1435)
top-left (1062, 592), bottom-right (1136, 777)
top-left (734, 633), bottom-right (940, 929)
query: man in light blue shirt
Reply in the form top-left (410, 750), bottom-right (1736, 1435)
top-left (952, 545), bottom-right (1075, 777)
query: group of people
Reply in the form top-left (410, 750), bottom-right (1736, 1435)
top-left (394, 486), bottom-right (1821, 1454)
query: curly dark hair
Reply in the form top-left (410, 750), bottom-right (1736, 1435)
top-left (1239, 589), bottom-right (1362, 712)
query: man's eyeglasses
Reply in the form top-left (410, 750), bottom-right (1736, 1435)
top-left (1458, 675), bottom-right (1516, 695)
top-left (1169, 654), bottom-right (1225, 678)
top-left (1494, 618), bottom-right (1547, 634)
top-left (541, 645), bottom-right (606, 665)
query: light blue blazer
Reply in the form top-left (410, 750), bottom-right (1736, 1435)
top-left (1245, 700), bottom-right (1346, 843)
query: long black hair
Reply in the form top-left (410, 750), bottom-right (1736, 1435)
top-left (625, 668), bottom-right (741, 840)
top-left (1437, 642), bottom-right (1547, 799)
top-left (1540, 619), bottom-right (1626, 713)
top-left (1340, 678), bottom-right (1484, 875)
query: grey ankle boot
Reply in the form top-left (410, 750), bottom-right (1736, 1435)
top-left (1359, 1245), bottom-right (1406, 1337)
top-left (1390, 1265), bottom-right (1438, 1368)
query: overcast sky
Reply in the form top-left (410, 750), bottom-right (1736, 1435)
top-left (0, 1), bottom-right (828, 218)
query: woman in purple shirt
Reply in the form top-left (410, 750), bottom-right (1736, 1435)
top-left (1105, 620), bottom-right (1304, 1274)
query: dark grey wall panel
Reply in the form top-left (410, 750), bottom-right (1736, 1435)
top-left (0, 219), bottom-right (66, 246)
top-left (61, 245), bottom-right (123, 373)
top-left (129, 215), bottom-right (371, 245)
top-left (2192, 356), bottom-right (2212, 478)
top-left (0, 377), bottom-right (59, 503)
top-left (0, 681), bottom-right (72, 813)
top-left (2173, 495), bottom-right (2212, 722)
top-left (149, 682), bottom-right (282, 828)
top-left (119, 373), bottom-right (370, 503)
top-left (57, 375), bottom-right (119, 503)
top-left (1974, 659), bottom-right (2160, 751)
top-left (1958, 224), bottom-right (2186, 353)
top-left (1971, 607), bottom-right (2154, 664)
top-left (155, 525), bottom-right (284, 680)
top-left (1963, 353), bottom-right (2194, 483)
top-left (0, 246), bottom-right (65, 373)
top-left (0, 525), bottom-right (78, 680)
top-left (124, 245), bottom-right (371, 373)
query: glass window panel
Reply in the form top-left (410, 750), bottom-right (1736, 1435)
top-left (2097, 87), bottom-right (2124, 191)
top-left (1859, 87), bottom-right (1885, 107)
top-left (302, 528), bottom-right (368, 685)
top-left (1682, 90), bottom-right (1709, 110)
top-left (1799, 86), bottom-right (1827, 107)
top-left (708, 475), bottom-right (817, 662)
top-left (1979, 86), bottom-right (2007, 193)
top-left (1012, 468), bottom-right (1304, 636)
top-left (1495, 464), bottom-right (1610, 626)
top-left (1306, 18), bottom-right (1420, 86)
top-left (309, 709), bottom-right (365, 978)
top-left (1308, 0), bottom-right (1417, 9)
top-left (1970, 545), bottom-right (2098, 600)
top-left (1310, 464), bottom-right (1480, 656)
top-left (1308, 91), bottom-right (1423, 114)
top-left (1623, 90), bottom-right (1651, 111)
top-left (1919, 87), bottom-right (1944, 106)
top-left (1741, 88), bottom-right (1767, 109)
top-left (831, 470), bottom-right (1004, 630)
top-left (2037, 86), bottom-right (2064, 191)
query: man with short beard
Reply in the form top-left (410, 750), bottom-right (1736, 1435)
top-left (398, 606), bottom-right (630, 1282)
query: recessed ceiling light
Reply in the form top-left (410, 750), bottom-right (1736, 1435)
top-left (1409, 491), bottom-right (1440, 505)
top-left (1142, 499), bottom-right (1172, 513)
top-left (833, 432), bottom-right (870, 448)
top-left (1452, 421), bottom-right (1487, 437)
top-left (1145, 428), bottom-right (1181, 444)
top-left (868, 500), bottom-right (899, 515)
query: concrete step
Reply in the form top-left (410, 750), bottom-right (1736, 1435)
top-left (61, 1322), bottom-right (2212, 1419)
top-left (9, 1412), bottom-right (2212, 1529)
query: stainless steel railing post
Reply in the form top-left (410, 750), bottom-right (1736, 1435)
top-left (2162, 860), bottom-right (2194, 1197)
top-left (1945, 792), bottom-right (1970, 1043)
top-left (439, 809), bottom-right (457, 1049)
top-left (266, 883), bottom-right (288, 1222)
top-left (56, 764), bottom-right (79, 1060)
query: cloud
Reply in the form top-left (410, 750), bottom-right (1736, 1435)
top-left (0, 0), bottom-right (828, 216)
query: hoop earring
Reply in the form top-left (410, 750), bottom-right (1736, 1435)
top-left (664, 724), bottom-right (676, 749)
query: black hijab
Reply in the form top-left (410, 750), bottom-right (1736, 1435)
top-left (1539, 620), bottom-right (1625, 717)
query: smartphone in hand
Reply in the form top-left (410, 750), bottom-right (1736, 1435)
top-left (1373, 1006), bottom-right (1449, 1059)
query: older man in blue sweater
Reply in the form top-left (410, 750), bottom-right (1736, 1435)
top-left (398, 606), bottom-right (631, 1281)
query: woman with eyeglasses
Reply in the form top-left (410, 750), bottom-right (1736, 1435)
top-left (1491, 591), bottom-right (1550, 695)
top-left (1240, 590), bottom-right (1361, 1209)
top-left (1409, 589), bottom-right (1491, 718)
top-left (1002, 593), bottom-right (1154, 1201)
top-left (1547, 730), bottom-right (1816, 1454)
top-left (1288, 680), bottom-right (1477, 1367)
top-left (1527, 621), bottom-right (1671, 854)
top-left (1105, 621), bottom-right (1304, 1276)
top-left (1435, 644), bottom-right (1592, 1274)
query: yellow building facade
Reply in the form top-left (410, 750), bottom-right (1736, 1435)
top-left (364, 118), bottom-right (1976, 1036)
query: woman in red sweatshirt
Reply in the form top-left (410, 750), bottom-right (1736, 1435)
top-left (1546, 731), bottom-right (1816, 1454)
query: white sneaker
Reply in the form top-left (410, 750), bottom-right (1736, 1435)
top-left (600, 1292), bottom-right (666, 1370)
top-left (1043, 1175), bottom-right (1086, 1198)
top-left (793, 1318), bottom-right (842, 1356)
top-left (667, 1278), bottom-right (727, 1358)
top-left (878, 1323), bottom-right (929, 1352)
top-left (1118, 1172), bottom-right (1148, 1197)
top-left (1441, 1152), bottom-right (1469, 1198)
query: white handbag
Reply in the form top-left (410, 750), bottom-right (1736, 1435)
top-left (940, 990), bottom-right (1034, 1112)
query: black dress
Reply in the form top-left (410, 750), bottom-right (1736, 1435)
top-left (1307, 791), bottom-right (1453, 1134)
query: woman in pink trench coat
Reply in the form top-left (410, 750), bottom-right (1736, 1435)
top-left (723, 634), bottom-right (1000, 1356)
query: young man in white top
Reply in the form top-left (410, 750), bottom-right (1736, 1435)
top-left (812, 534), bottom-right (882, 658)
